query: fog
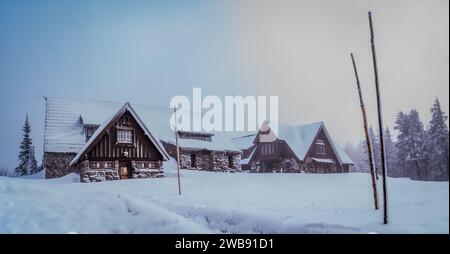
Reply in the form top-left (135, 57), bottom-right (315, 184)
top-left (0, 0), bottom-right (448, 169)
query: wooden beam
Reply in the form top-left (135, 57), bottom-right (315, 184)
top-left (173, 107), bottom-right (182, 196)
top-left (351, 53), bottom-right (379, 210)
top-left (369, 11), bottom-right (388, 224)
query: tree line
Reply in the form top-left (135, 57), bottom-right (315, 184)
top-left (347, 98), bottom-right (449, 181)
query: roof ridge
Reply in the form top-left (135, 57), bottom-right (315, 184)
top-left (46, 96), bottom-right (173, 112)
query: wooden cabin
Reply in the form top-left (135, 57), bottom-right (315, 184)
top-left (43, 98), bottom-right (241, 182)
top-left (69, 103), bottom-right (169, 182)
top-left (232, 121), bottom-right (353, 173)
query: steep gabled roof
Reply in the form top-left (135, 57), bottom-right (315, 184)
top-left (241, 146), bottom-right (256, 165)
top-left (231, 134), bottom-right (257, 150)
top-left (44, 97), bottom-right (240, 157)
top-left (232, 121), bottom-right (354, 165)
top-left (44, 98), bottom-right (125, 153)
top-left (275, 122), bottom-right (323, 160)
top-left (319, 124), bottom-right (353, 165)
top-left (277, 122), bottom-right (353, 165)
top-left (69, 102), bottom-right (170, 166)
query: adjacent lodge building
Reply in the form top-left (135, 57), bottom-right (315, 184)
top-left (43, 98), bottom-right (353, 182)
top-left (232, 122), bottom-right (353, 173)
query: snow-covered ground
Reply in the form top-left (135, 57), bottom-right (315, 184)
top-left (0, 170), bottom-right (448, 234)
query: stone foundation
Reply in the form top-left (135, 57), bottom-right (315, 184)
top-left (82, 169), bottom-right (119, 182)
top-left (78, 160), bottom-right (119, 182)
top-left (78, 159), bottom-right (164, 183)
top-left (179, 154), bottom-right (191, 169)
top-left (44, 152), bottom-right (78, 179)
top-left (178, 151), bottom-right (241, 172)
top-left (131, 160), bottom-right (164, 178)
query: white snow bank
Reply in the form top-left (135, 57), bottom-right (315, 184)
top-left (0, 178), bottom-right (209, 233)
top-left (19, 170), bottom-right (45, 179)
top-left (0, 172), bottom-right (448, 234)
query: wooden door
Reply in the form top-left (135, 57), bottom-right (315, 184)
top-left (119, 162), bottom-right (130, 179)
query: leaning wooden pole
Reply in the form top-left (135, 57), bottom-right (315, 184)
top-left (351, 53), bottom-right (379, 210)
top-left (173, 107), bottom-right (182, 196)
top-left (368, 11), bottom-right (388, 224)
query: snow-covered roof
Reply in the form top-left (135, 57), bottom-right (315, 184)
top-left (166, 138), bottom-right (238, 152)
top-left (69, 102), bottom-right (170, 166)
top-left (231, 134), bottom-right (257, 150)
top-left (240, 147), bottom-right (256, 165)
top-left (231, 121), bottom-right (353, 165)
top-left (43, 98), bottom-right (117, 153)
top-left (279, 122), bottom-right (353, 165)
top-left (312, 158), bottom-right (335, 164)
top-left (275, 122), bottom-right (323, 161)
top-left (44, 97), bottom-right (240, 157)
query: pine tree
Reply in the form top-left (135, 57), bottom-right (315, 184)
top-left (368, 126), bottom-right (381, 176)
top-left (394, 110), bottom-right (428, 179)
top-left (357, 126), bottom-right (382, 176)
top-left (15, 114), bottom-right (38, 176)
top-left (395, 110), bottom-right (427, 180)
top-left (384, 127), bottom-right (398, 177)
top-left (426, 98), bottom-right (449, 181)
top-left (408, 109), bottom-right (427, 179)
top-left (355, 140), bottom-right (370, 173)
top-left (394, 111), bottom-right (409, 177)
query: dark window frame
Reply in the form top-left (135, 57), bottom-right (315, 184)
top-left (261, 143), bottom-right (275, 155)
top-left (116, 127), bottom-right (134, 144)
top-left (316, 140), bottom-right (326, 155)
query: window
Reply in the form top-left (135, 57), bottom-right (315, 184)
top-left (191, 154), bottom-right (197, 168)
top-left (117, 129), bottom-right (133, 143)
top-left (85, 125), bottom-right (99, 142)
top-left (90, 162), bottom-right (101, 169)
top-left (122, 116), bottom-right (130, 125)
top-left (261, 143), bottom-right (274, 155)
top-left (316, 140), bottom-right (325, 155)
top-left (228, 156), bottom-right (234, 168)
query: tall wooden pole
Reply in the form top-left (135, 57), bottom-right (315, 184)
top-left (173, 107), bottom-right (182, 196)
top-left (369, 11), bottom-right (388, 224)
top-left (351, 53), bottom-right (379, 210)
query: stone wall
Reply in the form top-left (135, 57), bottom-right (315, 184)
top-left (44, 152), bottom-right (78, 179)
top-left (178, 151), bottom-right (241, 172)
top-left (180, 154), bottom-right (191, 169)
top-left (231, 154), bottom-right (241, 171)
top-left (197, 153), bottom-right (212, 170)
top-left (82, 169), bottom-right (119, 182)
top-left (131, 160), bottom-right (164, 178)
top-left (78, 160), bottom-right (119, 182)
top-left (78, 159), bottom-right (164, 182)
top-left (212, 151), bottom-right (227, 171)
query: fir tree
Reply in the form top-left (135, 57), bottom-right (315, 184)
top-left (394, 111), bottom-right (409, 177)
top-left (355, 140), bottom-right (370, 173)
top-left (426, 98), bottom-right (449, 181)
top-left (384, 127), bottom-right (398, 177)
top-left (368, 126), bottom-right (381, 176)
top-left (358, 126), bottom-right (382, 176)
top-left (395, 110), bottom-right (427, 180)
top-left (15, 114), bottom-right (38, 176)
top-left (409, 109), bottom-right (427, 179)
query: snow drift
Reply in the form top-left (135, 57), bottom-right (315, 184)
top-left (0, 172), bottom-right (448, 233)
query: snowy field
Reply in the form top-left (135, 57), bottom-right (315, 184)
top-left (0, 169), bottom-right (448, 234)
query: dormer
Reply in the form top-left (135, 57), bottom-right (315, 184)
top-left (84, 124), bottom-right (100, 142)
top-left (178, 131), bottom-right (214, 142)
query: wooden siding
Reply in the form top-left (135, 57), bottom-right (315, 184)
top-left (304, 128), bottom-right (345, 172)
top-left (86, 111), bottom-right (163, 161)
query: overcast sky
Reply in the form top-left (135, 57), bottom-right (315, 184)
top-left (0, 0), bottom-right (448, 169)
